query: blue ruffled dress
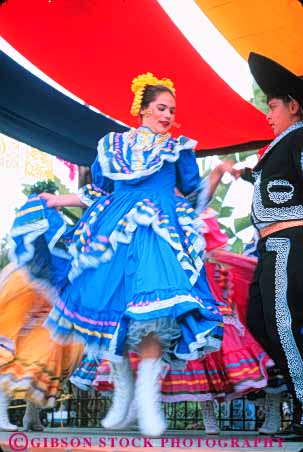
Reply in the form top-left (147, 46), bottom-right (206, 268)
top-left (10, 127), bottom-right (223, 367)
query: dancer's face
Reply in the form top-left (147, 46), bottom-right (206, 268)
top-left (141, 92), bottom-right (176, 135)
top-left (266, 97), bottom-right (301, 136)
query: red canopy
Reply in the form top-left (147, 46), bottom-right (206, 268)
top-left (0, 0), bottom-right (273, 154)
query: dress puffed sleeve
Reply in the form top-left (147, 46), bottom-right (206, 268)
top-left (175, 148), bottom-right (210, 214)
top-left (77, 157), bottom-right (114, 206)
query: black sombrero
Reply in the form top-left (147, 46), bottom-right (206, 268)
top-left (248, 52), bottom-right (303, 107)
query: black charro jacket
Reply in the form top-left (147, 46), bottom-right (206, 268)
top-left (248, 123), bottom-right (303, 230)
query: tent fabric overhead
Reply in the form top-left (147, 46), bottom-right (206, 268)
top-left (195, 0), bottom-right (303, 75)
top-left (0, 0), bottom-right (273, 156)
top-left (0, 51), bottom-right (127, 165)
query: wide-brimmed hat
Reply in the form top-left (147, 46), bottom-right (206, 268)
top-left (248, 52), bottom-right (303, 107)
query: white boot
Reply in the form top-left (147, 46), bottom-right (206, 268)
top-left (201, 400), bottom-right (220, 435)
top-left (101, 357), bottom-right (135, 429)
top-left (110, 398), bottom-right (137, 430)
top-left (0, 391), bottom-right (18, 431)
top-left (136, 358), bottom-right (166, 437)
top-left (22, 401), bottom-right (44, 431)
top-left (258, 392), bottom-right (281, 434)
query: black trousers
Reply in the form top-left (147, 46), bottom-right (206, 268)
top-left (247, 226), bottom-right (303, 424)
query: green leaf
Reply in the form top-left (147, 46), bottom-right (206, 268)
top-left (219, 206), bottom-right (234, 218)
top-left (231, 238), bottom-right (243, 254)
top-left (234, 215), bottom-right (252, 232)
top-left (22, 176), bottom-right (73, 197)
top-left (0, 235), bottom-right (9, 271)
top-left (218, 225), bottom-right (234, 239)
top-left (53, 176), bottom-right (72, 195)
top-left (209, 197), bottom-right (222, 213)
top-left (252, 82), bottom-right (268, 114)
top-left (214, 182), bottom-right (230, 201)
top-left (23, 179), bottom-right (58, 196)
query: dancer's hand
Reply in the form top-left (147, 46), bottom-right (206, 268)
top-left (230, 167), bottom-right (243, 179)
top-left (39, 192), bottom-right (59, 208)
top-left (219, 159), bottom-right (236, 175)
top-left (39, 192), bottom-right (87, 208)
top-left (218, 160), bottom-right (244, 179)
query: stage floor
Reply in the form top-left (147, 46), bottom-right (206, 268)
top-left (1, 428), bottom-right (303, 452)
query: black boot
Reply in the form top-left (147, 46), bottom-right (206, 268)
top-left (273, 398), bottom-right (303, 442)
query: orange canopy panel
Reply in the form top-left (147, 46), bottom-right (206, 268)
top-left (195, 0), bottom-right (303, 75)
top-left (0, 0), bottom-right (273, 154)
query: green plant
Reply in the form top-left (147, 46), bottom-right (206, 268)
top-left (23, 179), bottom-right (58, 196)
top-left (203, 82), bottom-right (267, 254)
top-left (0, 236), bottom-right (9, 270)
top-left (206, 149), bottom-right (255, 254)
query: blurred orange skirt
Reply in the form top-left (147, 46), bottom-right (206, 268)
top-left (0, 265), bottom-right (84, 407)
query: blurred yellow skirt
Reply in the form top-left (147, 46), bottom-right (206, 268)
top-left (0, 265), bottom-right (84, 407)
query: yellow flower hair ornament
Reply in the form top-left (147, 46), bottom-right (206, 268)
top-left (130, 72), bottom-right (175, 117)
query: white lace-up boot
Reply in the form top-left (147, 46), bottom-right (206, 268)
top-left (0, 391), bottom-right (18, 431)
top-left (201, 400), bottom-right (220, 434)
top-left (22, 401), bottom-right (44, 431)
top-left (101, 357), bottom-right (135, 429)
top-left (135, 358), bottom-right (166, 437)
top-left (258, 392), bottom-right (281, 434)
top-left (110, 398), bottom-right (137, 430)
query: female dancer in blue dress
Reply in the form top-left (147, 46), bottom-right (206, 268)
top-left (11, 72), bottom-right (225, 436)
